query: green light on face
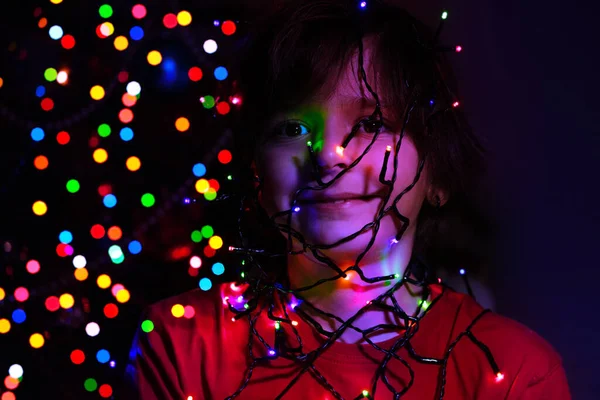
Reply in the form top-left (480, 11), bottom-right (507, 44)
top-left (362, 390), bottom-right (369, 397)
top-left (227, 175), bottom-right (232, 180)
top-left (241, 272), bottom-right (245, 278)
top-left (275, 321), bottom-right (280, 330)
top-left (244, 303), bottom-right (249, 309)
top-left (394, 273), bottom-right (400, 279)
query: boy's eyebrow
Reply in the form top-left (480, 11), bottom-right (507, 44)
top-left (339, 95), bottom-right (391, 110)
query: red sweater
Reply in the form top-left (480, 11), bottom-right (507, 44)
top-left (124, 283), bottom-right (570, 399)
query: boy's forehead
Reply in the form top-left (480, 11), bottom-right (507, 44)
top-left (311, 41), bottom-right (390, 109)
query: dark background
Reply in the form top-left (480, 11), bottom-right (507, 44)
top-left (0, 0), bottom-right (598, 398)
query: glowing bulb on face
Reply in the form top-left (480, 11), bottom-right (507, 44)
top-left (336, 145), bottom-right (344, 156)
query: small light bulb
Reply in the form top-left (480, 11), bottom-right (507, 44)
top-left (459, 268), bottom-right (465, 275)
top-left (495, 372), bottom-right (504, 382)
top-left (441, 11), bottom-right (448, 20)
top-left (336, 145), bottom-right (344, 156)
top-left (453, 101), bottom-right (460, 108)
top-left (455, 45), bottom-right (463, 52)
top-left (362, 389), bottom-right (369, 397)
top-left (386, 145), bottom-right (392, 152)
top-left (268, 350), bottom-right (276, 356)
top-left (291, 320), bottom-right (298, 326)
top-left (293, 206), bottom-right (300, 212)
top-left (360, 2), bottom-right (367, 9)
top-left (275, 322), bottom-right (280, 330)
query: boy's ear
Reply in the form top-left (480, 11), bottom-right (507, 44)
top-left (427, 186), bottom-right (449, 207)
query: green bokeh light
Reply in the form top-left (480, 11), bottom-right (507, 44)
top-left (141, 193), bottom-right (155, 207)
top-left (141, 320), bottom-right (154, 333)
top-left (84, 378), bottom-right (98, 391)
top-left (98, 123), bottom-right (111, 137)
top-left (191, 230), bottom-right (202, 243)
top-left (66, 179), bottom-right (80, 193)
top-left (99, 4), bottom-right (113, 18)
top-left (201, 95), bottom-right (215, 109)
top-left (44, 68), bottom-right (58, 82)
top-left (201, 225), bottom-right (213, 238)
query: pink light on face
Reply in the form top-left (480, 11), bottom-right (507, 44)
top-left (455, 45), bottom-right (462, 52)
top-left (452, 101), bottom-right (460, 108)
top-left (230, 282), bottom-right (241, 292)
top-left (236, 296), bottom-right (244, 303)
top-left (495, 372), bottom-right (504, 383)
top-left (222, 296), bottom-right (229, 306)
top-left (335, 146), bottom-right (344, 156)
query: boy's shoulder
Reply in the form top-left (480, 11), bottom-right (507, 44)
top-left (142, 282), bottom-right (240, 331)
top-left (447, 288), bottom-right (563, 382)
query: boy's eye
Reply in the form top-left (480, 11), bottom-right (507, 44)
top-left (273, 120), bottom-right (310, 138)
top-left (361, 118), bottom-right (384, 134)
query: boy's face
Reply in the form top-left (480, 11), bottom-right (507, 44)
top-left (255, 39), bottom-right (433, 262)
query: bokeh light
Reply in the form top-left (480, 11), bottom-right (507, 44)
top-left (175, 117), bottom-right (190, 132)
top-left (90, 85), bottom-right (105, 100)
top-left (203, 39), bottom-right (217, 54)
top-left (222, 20), bottom-right (237, 35)
top-left (32, 200), bottom-right (48, 216)
top-left (177, 11), bottom-right (192, 26)
top-left (29, 333), bottom-right (45, 348)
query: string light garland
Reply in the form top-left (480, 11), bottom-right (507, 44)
top-left (218, 1), bottom-right (500, 398)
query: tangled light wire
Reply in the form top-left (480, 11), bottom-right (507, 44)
top-left (222, 2), bottom-right (501, 399)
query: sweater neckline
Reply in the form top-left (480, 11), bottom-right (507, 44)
top-left (283, 284), bottom-right (447, 364)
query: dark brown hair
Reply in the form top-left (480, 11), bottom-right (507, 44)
top-left (232, 0), bottom-right (495, 276)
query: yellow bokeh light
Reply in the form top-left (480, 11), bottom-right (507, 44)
top-left (171, 304), bottom-right (185, 318)
top-left (32, 201), bottom-right (48, 216)
top-left (147, 50), bottom-right (162, 66)
top-left (116, 289), bottom-right (130, 303)
top-left (126, 156), bottom-right (141, 171)
top-left (50, 0), bottom-right (63, 4)
top-left (97, 274), bottom-right (111, 289)
top-left (0, 318), bottom-right (10, 334)
top-left (177, 11), bottom-right (192, 26)
top-left (175, 117), bottom-right (190, 132)
top-left (93, 148), bottom-right (108, 164)
top-left (195, 179), bottom-right (209, 194)
top-left (90, 85), bottom-right (105, 100)
top-left (0, 287), bottom-right (4, 300)
top-left (0, 77), bottom-right (4, 88)
top-left (30, 333), bottom-right (45, 348)
top-left (59, 293), bottom-right (75, 309)
top-left (100, 22), bottom-right (115, 37)
top-left (208, 235), bottom-right (223, 250)
top-left (74, 268), bottom-right (88, 281)
top-left (114, 36), bottom-right (129, 51)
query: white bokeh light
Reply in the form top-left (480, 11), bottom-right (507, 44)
top-left (73, 255), bottom-right (87, 269)
top-left (126, 81), bottom-right (141, 96)
top-left (203, 39), bottom-right (218, 54)
top-left (86, 322), bottom-right (100, 337)
top-left (8, 364), bottom-right (23, 379)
